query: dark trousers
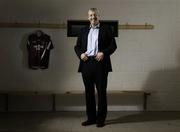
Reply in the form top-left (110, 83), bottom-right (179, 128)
top-left (81, 58), bottom-right (108, 122)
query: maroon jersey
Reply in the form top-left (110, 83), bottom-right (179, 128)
top-left (27, 31), bottom-right (53, 69)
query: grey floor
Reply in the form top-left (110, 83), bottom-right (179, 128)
top-left (0, 111), bottom-right (180, 132)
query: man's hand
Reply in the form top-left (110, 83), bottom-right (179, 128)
top-left (95, 52), bottom-right (104, 61)
top-left (80, 53), bottom-right (88, 61)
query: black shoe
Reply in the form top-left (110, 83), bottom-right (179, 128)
top-left (81, 120), bottom-right (96, 126)
top-left (96, 122), bottom-right (105, 127)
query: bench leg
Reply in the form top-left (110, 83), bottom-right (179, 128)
top-left (143, 92), bottom-right (151, 111)
top-left (0, 94), bottom-right (8, 112)
top-left (4, 93), bottom-right (8, 112)
top-left (52, 94), bottom-right (56, 112)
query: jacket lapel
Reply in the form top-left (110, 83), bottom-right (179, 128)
top-left (98, 24), bottom-right (102, 50)
top-left (84, 26), bottom-right (90, 51)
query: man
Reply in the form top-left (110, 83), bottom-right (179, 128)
top-left (74, 8), bottom-right (117, 127)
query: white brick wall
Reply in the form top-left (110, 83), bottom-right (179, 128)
top-left (0, 0), bottom-right (180, 111)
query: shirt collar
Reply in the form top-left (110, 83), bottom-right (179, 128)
top-left (89, 23), bottom-right (100, 29)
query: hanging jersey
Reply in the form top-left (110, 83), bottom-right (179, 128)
top-left (27, 32), bottom-right (53, 69)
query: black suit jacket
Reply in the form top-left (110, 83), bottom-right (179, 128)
top-left (74, 24), bottom-right (117, 72)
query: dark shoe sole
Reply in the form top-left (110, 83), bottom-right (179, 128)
top-left (96, 122), bottom-right (105, 127)
top-left (81, 120), bottom-right (96, 126)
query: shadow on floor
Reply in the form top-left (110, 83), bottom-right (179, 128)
top-left (106, 112), bottom-right (180, 125)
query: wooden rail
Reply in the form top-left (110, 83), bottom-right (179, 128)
top-left (0, 90), bottom-right (155, 112)
top-left (0, 22), bottom-right (154, 30)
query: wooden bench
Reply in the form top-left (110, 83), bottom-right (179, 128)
top-left (0, 90), bottom-right (155, 112)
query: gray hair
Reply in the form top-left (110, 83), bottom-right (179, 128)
top-left (88, 8), bottom-right (100, 15)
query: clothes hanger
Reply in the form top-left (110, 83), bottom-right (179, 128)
top-left (35, 30), bottom-right (43, 37)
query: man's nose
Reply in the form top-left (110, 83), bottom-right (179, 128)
top-left (92, 15), bottom-right (96, 19)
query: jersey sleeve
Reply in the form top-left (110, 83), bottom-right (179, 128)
top-left (46, 36), bottom-right (54, 50)
top-left (27, 35), bottom-right (31, 50)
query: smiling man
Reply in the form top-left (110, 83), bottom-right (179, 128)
top-left (74, 8), bottom-right (117, 127)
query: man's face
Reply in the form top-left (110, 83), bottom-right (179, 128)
top-left (88, 10), bottom-right (99, 26)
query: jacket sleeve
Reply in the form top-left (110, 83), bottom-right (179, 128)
top-left (102, 26), bottom-right (117, 56)
top-left (74, 30), bottom-right (83, 59)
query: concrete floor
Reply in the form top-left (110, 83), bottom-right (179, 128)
top-left (0, 111), bottom-right (180, 132)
